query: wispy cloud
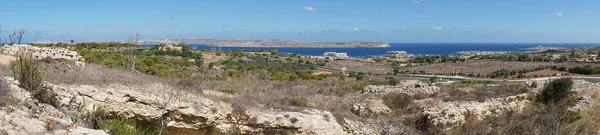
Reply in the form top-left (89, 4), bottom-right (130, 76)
top-left (553, 12), bottom-right (563, 17)
top-left (223, 29), bottom-right (249, 32)
top-left (352, 28), bottom-right (361, 32)
top-left (304, 6), bottom-right (316, 12)
top-left (413, 0), bottom-right (424, 4)
top-left (431, 27), bottom-right (444, 31)
top-left (338, 9), bottom-right (344, 12)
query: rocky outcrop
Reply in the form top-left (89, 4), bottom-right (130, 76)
top-left (245, 109), bottom-right (346, 135)
top-left (343, 119), bottom-right (379, 135)
top-left (47, 82), bottom-right (233, 131)
top-left (422, 94), bottom-right (529, 127)
top-left (2, 77), bottom-right (349, 134)
top-left (531, 79), bottom-right (600, 93)
top-left (351, 99), bottom-right (391, 117)
top-left (0, 107), bottom-right (108, 135)
top-left (0, 77), bottom-right (108, 135)
top-left (362, 80), bottom-right (440, 95)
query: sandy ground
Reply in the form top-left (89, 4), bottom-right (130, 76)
top-left (0, 54), bottom-right (16, 67)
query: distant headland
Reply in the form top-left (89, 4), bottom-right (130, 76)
top-left (35, 38), bottom-right (391, 48)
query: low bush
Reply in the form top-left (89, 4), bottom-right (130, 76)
top-left (537, 78), bottom-right (575, 104)
top-left (288, 97), bottom-right (308, 107)
top-left (98, 117), bottom-right (154, 135)
top-left (11, 52), bottom-right (45, 91)
top-left (0, 78), bottom-right (14, 107)
top-left (33, 86), bottom-right (59, 106)
top-left (382, 93), bottom-right (413, 110)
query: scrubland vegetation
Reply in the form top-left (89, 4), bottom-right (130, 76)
top-left (3, 42), bottom-right (600, 134)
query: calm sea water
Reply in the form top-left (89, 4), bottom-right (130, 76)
top-left (153, 43), bottom-right (600, 57)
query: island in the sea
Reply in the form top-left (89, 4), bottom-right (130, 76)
top-left (522, 45), bottom-right (565, 51)
top-left (40, 38), bottom-right (390, 48)
top-left (140, 38), bottom-right (391, 48)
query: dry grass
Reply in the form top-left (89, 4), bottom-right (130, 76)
top-left (451, 103), bottom-right (600, 135)
top-left (0, 77), bottom-right (13, 107)
top-left (438, 83), bottom-right (527, 102)
top-left (328, 59), bottom-right (393, 74)
top-left (201, 77), bottom-right (355, 110)
top-left (44, 64), bottom-right (170, 86)
top-left (402, 60), bottom-right (585, 76)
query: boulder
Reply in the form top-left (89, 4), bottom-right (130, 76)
top-left (362, 80), bottom-right (440, 95)
top-left (422, 94), bottom-right (529, 128)
top-left (351, 99), bottom-right (391, 117)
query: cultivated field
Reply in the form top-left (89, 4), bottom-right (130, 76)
top-left (327, 59), bottom-right (393, 74)
top-left (401, 60), bottom-right (586, 76)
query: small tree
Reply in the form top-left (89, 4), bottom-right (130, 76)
top-left (537, 78), bottom-right (574, 104)
top-left (271, 49), bottom-right (279, 55)
top-left (430, 76), bottom-right (438, 84)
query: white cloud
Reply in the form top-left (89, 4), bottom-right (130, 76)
top-left (304, 6), bottom-right (316, 12)
top-left (413, 0), bottom-right (424, 4)
top-left (352, 28), bottom-right (361, 32)
top-left (432, 27), bottom-right (444, 31)
top-left (553, 12), bottom-right (563, 17)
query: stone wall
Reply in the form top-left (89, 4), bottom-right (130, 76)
top-left (1, 44), bottom-right (83, 61)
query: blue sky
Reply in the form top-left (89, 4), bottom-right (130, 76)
top-left (1, 0), bottom-right (599, 43)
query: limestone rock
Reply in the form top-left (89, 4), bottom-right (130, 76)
top-left (3, 76), bottom-right (350, 134)
top-left (362, 80), bottom-right (439, 95)
top-left (247, 109), bottom-right (346, 135)
top-left (343, 119), bottom-right (379, 135)
top-left (351, 99), bottom-right (391, 117)
top-left (422, 94), bottom-right (529, 127)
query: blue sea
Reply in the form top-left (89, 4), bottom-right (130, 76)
top-left (165, 43), bottom-right (600, 57)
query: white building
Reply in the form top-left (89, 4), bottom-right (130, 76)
top-left (323, 52), bottom-right (349, 59)
top-left (385, 51), bottom-right (408, 58)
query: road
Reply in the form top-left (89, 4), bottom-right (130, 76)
top-left (397, 74), bottom-right (600, 82)
top-left (316, 66), bottom-right (600, 82)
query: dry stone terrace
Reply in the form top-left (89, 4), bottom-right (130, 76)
top-left (1, 44), bottom-right (83, 61)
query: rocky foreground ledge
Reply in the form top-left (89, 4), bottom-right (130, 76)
top-left (0, 77), bottom-right (348, 135)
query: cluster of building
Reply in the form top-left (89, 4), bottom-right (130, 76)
top-left (322, 52), bottom-right (349, 59)
top-left (384, 51), bottom-right (413, 58)
top-left (158, 44), bottom-right (183, 51)
top-left (456, 51), bottom-right (509, 56)
top-left (302, 51), bottom-right (414, 60)
top-left (1, 44), bottom-right (83, 61)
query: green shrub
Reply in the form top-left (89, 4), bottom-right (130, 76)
top-left (11, 52), bottom-right (45, 91)
top-left (98, 117), bottom-right (154, 135)
top-left (356, 74), bottom-right (365, 81)
top-left (430, 76), bottom-right (438, 83)
top-left (519, 87), bottom-right (530, 93)
top-left (537, 78), bottom-right (575, 104)
top-left (288, 97), bottom-right (308, 107)
top-left (382, 93), bottom-right (413, 109)
top-left (34, 86), bottom-right (59, 106)
top-left (339, 74), bottom-right (347, 80)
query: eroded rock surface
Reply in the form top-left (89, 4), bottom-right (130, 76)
top-left (422, 94), bottom-right (529, 127)
top-left (2, 76), bottom-right (351, 134)
top-left (362, 80), bottom-right (440, 95)
top-left (0, 77), bottom-right (108, 135)
top-left (351, 99), bottom-right (391, 117)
